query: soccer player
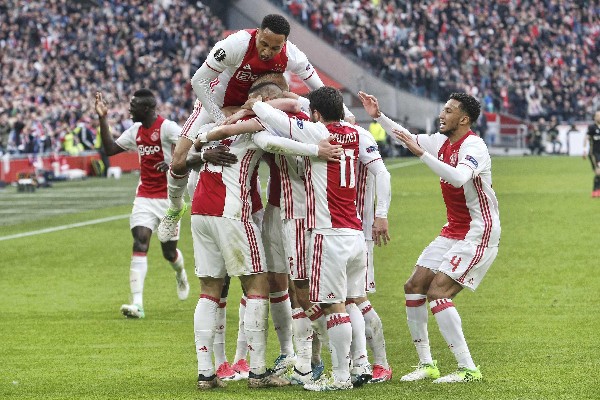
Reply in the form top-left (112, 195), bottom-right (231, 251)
top-left (584, 110), bottom-right (600, 197)
top-left (161, 14), bottom-right (354, 228)
top-left (170, 85), bottom-right (341, 390)
top-left (359, 91), bottom-right (501, 383)
top-left (250, 86), bottom-right (387, 391)
top-left (353, 140), bottom-right (393, 383)
top-left (94, 90), bottom-right (190, 319)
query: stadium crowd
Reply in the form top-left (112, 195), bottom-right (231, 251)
top-left (0, 0), bottom-right (224, 155)
top-left (283, 0), bottom-right (600, 122)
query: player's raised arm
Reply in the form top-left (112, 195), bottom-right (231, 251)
top-left (94, 92), bottom-right (125, 156)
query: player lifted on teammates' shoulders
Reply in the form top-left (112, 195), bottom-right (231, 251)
top-left (359, 91), bottom-right (501, 383)
top-left (160, 14), bottom-right (354, 237)
top-left (94, 90), bottom-right (190, 319)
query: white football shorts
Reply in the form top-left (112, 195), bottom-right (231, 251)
top-left (416, 236), bottom-right (498, 291)
top-left (365, 239), bottom-right (376, 293)
top-left (192, 215), bottom-right (266, 278)
top-left (307, 230), bottom-right (367, 304)
top-left (130, 197), bottom-right (180, 241)
top-left (262, 204), bottom-right (286, 274)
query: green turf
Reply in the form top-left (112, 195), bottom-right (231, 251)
top-left (1, 156), bottom-right (599, 399)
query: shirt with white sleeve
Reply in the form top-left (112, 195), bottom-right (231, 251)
top-left (191, 29), bottom-right (322, 124)
top-left (376, 113), bottom-right (500, 247)
top-left (115, 115), bottom-right (180, 199)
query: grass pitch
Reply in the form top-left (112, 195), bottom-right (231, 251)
top-left (1, 156), bottom-right (598, 399)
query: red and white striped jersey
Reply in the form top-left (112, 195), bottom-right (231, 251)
top-left (115, 115), bottom-right (180, 199)
top-left (416, 131), bottom-right (501, 246)
top-left (191, 125), bottom-right (319, 221)
top-left (198, 29), bottom-right (319, 108)
top-left (253, 102), bottom-right (382, 232)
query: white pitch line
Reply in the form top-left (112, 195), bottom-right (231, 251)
top-left (385, 159), bottom-right (422, 170)
top-left (0, 214), bottom-right (130, 242)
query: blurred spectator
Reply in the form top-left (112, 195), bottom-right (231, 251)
top-left (0, 114), bottom-right (10, 154)
top-left (283, 0), bottom-right (599, 122)
top-left (0, 0), bottom-right (225, 155)
top-left (527, 119), bottom-right (545, 155)
top-left (546, 115), bottom-right (562, 154)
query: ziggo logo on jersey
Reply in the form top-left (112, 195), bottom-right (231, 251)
top-left (137, 145), bottom-right (161, 156)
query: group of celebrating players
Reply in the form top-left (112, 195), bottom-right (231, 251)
top-left (95, 13), bottom-right (501, 392)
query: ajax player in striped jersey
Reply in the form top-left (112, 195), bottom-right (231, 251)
top-left (353, 131), bottom-right (393, 383)
top-left (359, 91), bottom-right (501, 383)
top-left (249, 87), bottom-right (388, 391)
top-left (94, 90), bottom-right (190, 319)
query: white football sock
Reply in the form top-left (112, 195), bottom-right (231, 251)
top-left (359, 300), bottom-right (389, 369)
top-left (306, 304), bottom-right (329, 349)
top-left (130, 252), bottom-right (147, 306)
top-left (291, 308), bottom-right (313, 374)
top-left (406, 294), bottom-right (433, 364)
top-left (326, 312), bottom-right (352, 382)
top-left (244, 296), bottom-right (269, 375)
top-left (194, 295), bottom-right (219, 377)
top-left (269, 290), bottom-right (294, 356)
top-left (213, 298), bottom-right (227, 367)
top-left (430, 299), bottom-right (476, 369)
top-left (233, 296), bottom-right (248, 363)
top-left (345, 302), bottom-right (368, 366)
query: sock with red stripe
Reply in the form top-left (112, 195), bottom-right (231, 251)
top-left (306, 304), bottom-right (329, 349)
top-left (213, 298), bottom-right (227, 367)
top-left (326, 312), bottom-right (352, 382)
top-left (167, 168), bottom-right (188, 211)
top-left (358, 300), bottom-right (389, 369)
top-left (430, 298), bottom-right (476, 369)
top-left (292, 307), bottom-right (313, 374)
top-left (233, 296), bottom-right (248, 363)
top-left (244, 296), bottom-right (269, 375)
top-left (345, 302), bottom-right (368, 367)
top-left (130, 252), bottom-right (147, 306)
top-left (269, 290), bottom-right (294, 356)
top-left (195, 295), bottom-right (219, 376)
top-left (406, 294), bottom-right (432, 364)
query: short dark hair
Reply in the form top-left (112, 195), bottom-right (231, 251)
top-left (449, 92), bottom-right (480, 123)
top-left (307, 86), bottom-right (345, 121)
top-left (261, 14), bottom-right (290, 37)
top-left (133, 88), bottom-right (156, 108)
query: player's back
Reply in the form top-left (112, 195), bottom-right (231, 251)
top-left (305, 122), bottom-right (361, 232)
top-left (191, 134), bottom-right (263, 221)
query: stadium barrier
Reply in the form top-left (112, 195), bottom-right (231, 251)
top-left (0, 151), bottom-right (140, 183)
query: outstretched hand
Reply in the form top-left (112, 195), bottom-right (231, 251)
top-left (358, 91), bottom-right (381, 119)
top-left (393, 128), bottom-right (423, 157)
top-left (95, 92), bottom-right (108, 118)
top-left (317, 135), bottom-right (343, 162)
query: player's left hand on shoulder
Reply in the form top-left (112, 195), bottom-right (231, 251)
top-left (317, 136), bottom-right (342, 162)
